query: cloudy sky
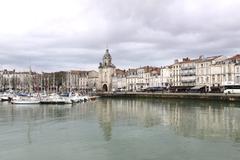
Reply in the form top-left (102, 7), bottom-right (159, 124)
top-left (0, 0), bottom-right (240, 72)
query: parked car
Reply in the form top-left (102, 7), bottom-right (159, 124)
top-left (224, 89), bottom-right (240, 94)
top-left (223, 85), bottom-right (240, 94)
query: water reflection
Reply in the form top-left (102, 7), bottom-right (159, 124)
top-left (95, 98), bottom-right (240, 142)
top-left (0, 99), bottom-right (240, 143)
top-left (96, 100), bottom-right (113, 141)
top-left (27, 120), bottom-right (32, 144)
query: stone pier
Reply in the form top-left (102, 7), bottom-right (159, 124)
top-left (97, 92), bottom-right (240, 102)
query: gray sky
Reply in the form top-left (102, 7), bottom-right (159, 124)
top-left (1, 0), bottom-right (240, 72)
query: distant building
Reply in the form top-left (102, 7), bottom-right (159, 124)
top-left (3, 50), bottom-right (240, 93)
top-left (149, 66), bottom-right (170, 88)
top-left (179, 57), bottom-right (197, 87)
top-left (97, 49), bottom-right (116, 92)
top-left (112, 69), bottom-right (127, 91)
top-left (0, 69), bottom-right (40, 92)
top-left (169, 60), bottom-right (181, 87)
top-left (39, 70), bottom-right (99, 93)
top-left (126, 68), bottom-right (138, 91)
top-left (220, 54), bottom-right (240, 85)
top-left (195, 55), bottom-right (226, 90)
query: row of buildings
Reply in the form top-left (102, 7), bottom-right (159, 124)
top-left (0, 69), bottom-right (98, 93)
top-left (1, 49), bottom-right (240, 93)
top-left (104, 51), bottom-right (240, 92)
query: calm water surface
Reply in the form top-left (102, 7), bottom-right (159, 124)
top-left (0, 98), bottom-right (240, 160)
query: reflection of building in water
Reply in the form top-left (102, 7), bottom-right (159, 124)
top-left (96, 99), bottom-right (240, 142)
top-left (195, 106), bottom-right (240, 140)
top-left (96, 100), bottom-right (113, 141)
top-left (1, 99), bottom-right (240, 143)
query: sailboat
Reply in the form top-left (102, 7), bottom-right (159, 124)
top-left (69, 93), bottom-right (84, 103)
top-left (11, 66), bottom-right (40, 104)
top-left (0, 92), bottom-right (13, 101)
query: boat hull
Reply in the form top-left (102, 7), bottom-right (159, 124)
top-left (1, 97), bottom-right (11, 102)
top-left (40, 100), bottom-right (72, 104)
top-left (11, 101), bottom-right (40, 104)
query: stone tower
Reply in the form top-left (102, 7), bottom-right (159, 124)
top-left (98, 49), bottom-right (116, 92)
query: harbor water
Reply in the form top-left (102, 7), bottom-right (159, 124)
top-left (0, 98), bottom-right (240, 160)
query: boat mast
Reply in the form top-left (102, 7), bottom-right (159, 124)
top-left (28, 66), bottom-right (33, 93)
top-left (47, 76), bottom-right (50, 94)
top-left (53, 72), bottom-right (55, 93)
top-left (40, 72), bottom-right (43, 92)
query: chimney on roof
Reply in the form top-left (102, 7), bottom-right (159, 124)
top-left (199, 55), bottom-right (204, 59)
top-left (174, 59), bottom-right (179, 64)
top-left (182, 57), bottom-right (190, 62)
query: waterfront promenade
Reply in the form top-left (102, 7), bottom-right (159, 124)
top-left (97, 92), bottom-right (240, 102)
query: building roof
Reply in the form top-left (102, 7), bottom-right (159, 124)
top-left (138, 66), bottom-right (160, 72)
top-left (199, 55), bottom-right (222, 62)
top-left (171, 55), bottom-right (223, 66)
top-left (115, 69), bottom-right (127, 77)
top-left (178, 58), bottom-right (199, 64)
top-left (226, 54), bottom-right (240, 61)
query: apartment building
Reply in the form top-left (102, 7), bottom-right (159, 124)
top-left (126, 69), bottom-right (138, 91)
top-left (221, 54), bottom-right (240, 85)
top-left (169, 60), bottom-right (181, 87)
top-left (196, 55), bottom-right (226, 90)
top-left (179, 57), bottom-right (197, 87)
top-left (112, 69), bottom-right (127, 91)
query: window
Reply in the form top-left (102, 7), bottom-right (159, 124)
top-left (217, 75), bottom-right (220, 82)
top-left (237, 76), bottom-right (240, 83)
top-left (228, 74), bottom-right (232, 81)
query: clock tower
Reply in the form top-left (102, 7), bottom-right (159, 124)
top-left (98, 49), bottom-right (116, 92)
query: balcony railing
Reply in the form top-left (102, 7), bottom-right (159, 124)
top-left (181, 80), bottom-right (196, 83)
top-left (181, 66), bottom-right (196, 70)
top-left (180, 72), bottom-right (196, 76)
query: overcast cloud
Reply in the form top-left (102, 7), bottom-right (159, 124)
top-left (0, 0), bottom-right (240, 71)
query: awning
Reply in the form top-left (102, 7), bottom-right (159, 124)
top-left (191, 86), bottom-right (205, 90)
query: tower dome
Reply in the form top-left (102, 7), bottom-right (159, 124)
top-left (101, 49), bottom-right (114, 68)
top-left (103, 49), bottom-right (111, 59)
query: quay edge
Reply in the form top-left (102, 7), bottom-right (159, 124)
top-left (96, 92), bottom-right (240, 102)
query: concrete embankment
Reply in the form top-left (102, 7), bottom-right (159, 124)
top-left (97, 92), bottom-right (240, 102)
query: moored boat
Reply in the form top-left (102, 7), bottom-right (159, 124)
top-left (11, 96), bottom-right (40, 104)
top-left (40, 93), bottom-right (72, 104)
top-left (81, 95), bottom-right (89, 102)
top-left (1, 93), bottom-right (14, 102)
top-left (89, 96), bottom-right (99, 101)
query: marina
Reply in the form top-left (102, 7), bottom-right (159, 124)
top-left (1, 1), bottom-right (240, 159)
top-left (0, 91), bottom-right (96, 105)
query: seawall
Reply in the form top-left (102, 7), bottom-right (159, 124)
top-left (97, 92), bottom-right (240, 102)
